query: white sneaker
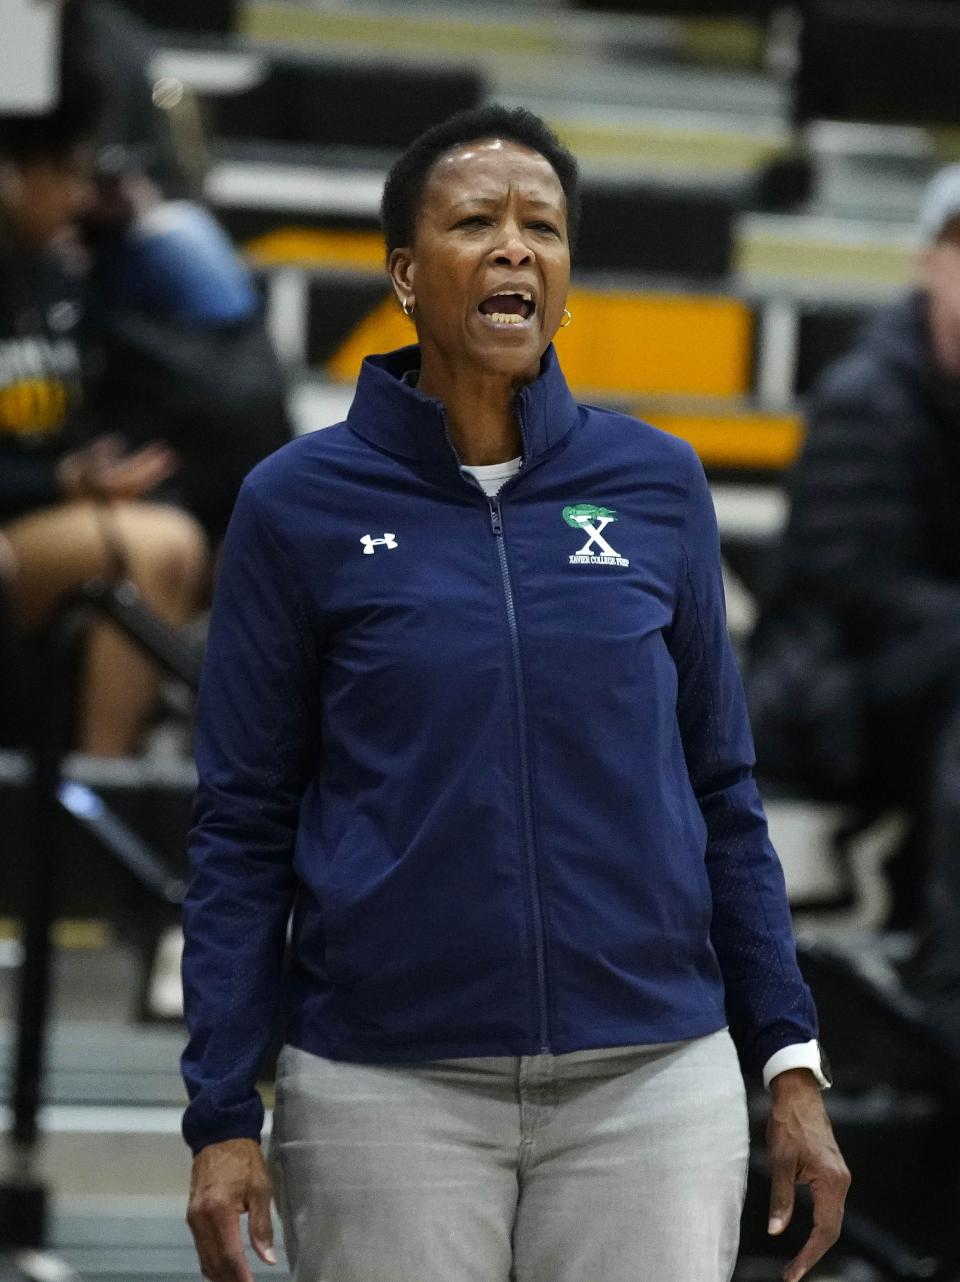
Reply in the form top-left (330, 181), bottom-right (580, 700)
top-left (146, 925), bottom-right (184, 1020)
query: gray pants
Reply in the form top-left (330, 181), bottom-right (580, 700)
top-left (268, 1029), bottom-right (749, 1282)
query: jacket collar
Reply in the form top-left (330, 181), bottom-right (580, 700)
top-left (346, 343), bottom-right (580, 466)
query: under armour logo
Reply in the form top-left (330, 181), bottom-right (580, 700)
top-left (360, 533), bottom-right (398, 554)
top-left (571, 513), bottom-right (619, 559)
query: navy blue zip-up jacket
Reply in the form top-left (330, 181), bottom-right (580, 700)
top-left (181, 344), bottom-right (817, 1154)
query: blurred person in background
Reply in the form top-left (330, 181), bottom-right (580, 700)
top-left (748, 165), bottom-right (960, 1057)
top-left (85, 181), bottom-right (293, 547)
top-left (61, 0), bottom-right (293, 547)
top-left (183, 105), bottom-right (848, 1282)
top-left (63, 0), bottom-right (196, 198)
top-left (62, 0), bottom-right (192, 197)
top-left (0, 35), bottom-right (208, 759)
top-left (55, 0), bottom-right (290, 1016)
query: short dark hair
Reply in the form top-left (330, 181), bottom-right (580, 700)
top-left (381, 104), bottom-right (580, 255)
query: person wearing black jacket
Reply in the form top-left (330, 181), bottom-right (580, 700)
top-left (748, 165), bottom-right (960, 1054)
top-left (0, 49), bottom-right (208, 757)
top-left (62, 0), bottom-right (293, 545)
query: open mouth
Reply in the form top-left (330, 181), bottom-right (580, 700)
top-left (477, 291), bottom-right (535, 325)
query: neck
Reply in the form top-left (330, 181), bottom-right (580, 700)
top-left (417, 349), bottom-right (533, 465)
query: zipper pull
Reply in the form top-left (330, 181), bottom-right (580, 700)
top-left (489, 498), bottom-right (503, 536)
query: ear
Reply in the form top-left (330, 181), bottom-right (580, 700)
top-left (388, 247), bottom-right (415, 307)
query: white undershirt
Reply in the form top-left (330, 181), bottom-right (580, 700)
top-left (460, 456), bottom-right (523, 497)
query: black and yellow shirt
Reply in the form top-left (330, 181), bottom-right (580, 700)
top-left (0, 239), bottom-right (87, 524)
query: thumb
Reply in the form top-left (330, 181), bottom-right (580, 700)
top-left (768, 1150), bottom-right (797, 1236)
top-left (248, 1182), bottom-right (277, 1266)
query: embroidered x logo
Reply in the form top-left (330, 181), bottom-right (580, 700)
top-left (571, 514), bottom-right (618, 558)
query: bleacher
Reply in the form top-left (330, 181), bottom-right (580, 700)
top-left (7, 2), bottom-right (960, 1280)
top-left (156, 0), bottom-right (936, 633)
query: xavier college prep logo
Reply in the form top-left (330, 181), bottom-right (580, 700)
top-left (563, 504), bottom-right (629, 568)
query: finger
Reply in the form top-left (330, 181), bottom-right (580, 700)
top-left (188, 1206), bottom-right (234, 1282)
top-left (782, 1174), bottom-right (847, 1282)
top-left (102, 453), bottom-right (178, 497)
top-left (191, 1207), bottom-right (256, 1282)
top-left (248, 1182), bottom-right (278, 1265)
top-left (109, 449), bottom-right (176, 482)
top-left (784, 1222), bottom-right (840, 1282)
top-left (768, 1148), bottom-right (797, 1236)
top-left (116, 458), bottom-right (178, 491)
top-left (125, 441), bottom-right (174, 462)
top-left (209, 1208), bottom-right (257, 1282)
top-left (187, 1214), bottom-right (221, 1281)
top-left (126, 446), bottom-right (178, 474)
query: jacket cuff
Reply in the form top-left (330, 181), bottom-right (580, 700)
top-left (182, 1092), bottom-right (265, 1156)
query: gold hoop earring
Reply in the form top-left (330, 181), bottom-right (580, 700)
top-left (559, 308), bottom-right (572, 329)
top-left (402, 298), bottom-right (415, 319)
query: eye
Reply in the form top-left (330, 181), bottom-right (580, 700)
top-left (455, 216), bottom-right (492, 230)
top-left (529, 221), bottom-right (560, 236)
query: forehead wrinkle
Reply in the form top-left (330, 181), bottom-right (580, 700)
top-left (447, 193), bottom-right (563, 212)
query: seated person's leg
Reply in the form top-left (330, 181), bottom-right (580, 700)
top-left (2, 499), bottom-right (207, 756)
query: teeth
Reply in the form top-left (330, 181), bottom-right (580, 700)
top-left (490, 291), bottom-right (532, 302)
top-left (487, 312), bottom-right (525, 324)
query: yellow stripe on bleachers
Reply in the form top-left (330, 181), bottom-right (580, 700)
top-left (643, 410), bottom-right (803, 470)
top-left (555, 291), bottom-right (752, 398)
top-left (244, 1), bottom-right (566, 57)
top-left (0, 917), bottom-right (113, 949)
top-left (327, 289), bottom-right (753, 399)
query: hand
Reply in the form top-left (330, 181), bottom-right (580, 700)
top-left (86, 170), bottom-right (162, 229)
top-left (57, 434), bottom-right (179, 502)
top-left (187, 1138), bottom-right (277, 1282)
top-left (767, 1068), bottom-right (851, 1282)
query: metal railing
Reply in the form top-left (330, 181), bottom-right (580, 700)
top-left (1, 578), bottom-right (200, 1252)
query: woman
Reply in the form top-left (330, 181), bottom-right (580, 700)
top-left (183, 106), bottom-right (848, 1282)
top-left (0, 39), bottom-right (207, 756)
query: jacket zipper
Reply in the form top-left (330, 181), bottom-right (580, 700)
top-left (437, 403), bottom-right (551, 1053)
top-left (489, 493), bottom-right (551, 1054)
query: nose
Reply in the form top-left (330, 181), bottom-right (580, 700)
top-left (491, 220), bottom-right (533, 267)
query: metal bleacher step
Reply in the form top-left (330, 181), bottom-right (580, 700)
top-left (240, 0), bottom-right (785, 120)
top-left (50, 1198), bottom-right (290, 1281)
top-left (162, 3), bottom-right (789, 184)
top-left (736, 211), bottom-right (917, 298)
top-left (0, 1019), bottom-right (190, 1198)
top-left (0, 1013), bottom-right (286, 1277)
top-left (0, 1023), bottom-right (186, 1108)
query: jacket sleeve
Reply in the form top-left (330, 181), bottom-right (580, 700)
top-left (670, 448), bottom-right (818, 1075)
top-left (787, 369), bottom-right (960, 639)
top-left (181, 477), bottom-right (321, 1154)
